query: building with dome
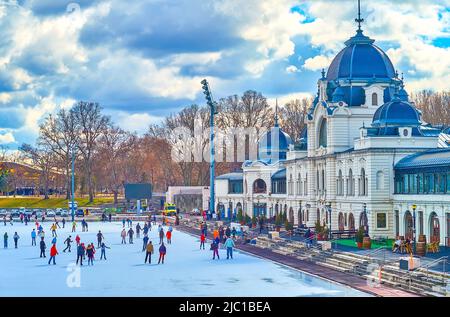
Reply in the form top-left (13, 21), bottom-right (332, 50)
top-left (214, 7), bottom-right (450, 246)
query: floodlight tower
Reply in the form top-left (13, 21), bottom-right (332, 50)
top-left (200, 79), bottom-right (218, 216)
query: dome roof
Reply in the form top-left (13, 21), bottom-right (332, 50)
top-left (326, 31), bottom-right (395, 81)
top-left (372, 99), bottom-right (421, 127)
top-left (258, 125), bottom-right (293, 161)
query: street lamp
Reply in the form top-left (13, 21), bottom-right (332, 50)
top-left (200, 79), bottom-right (218, 216)
top-left (412, 204), bottom-right (417, 254)
top-left (325, 203), bottom-right (332, 240)
top-left (70, 146), bottom-right (76, 222)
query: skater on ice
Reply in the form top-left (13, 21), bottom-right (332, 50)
top-left (127, 227), bottom-right (134, 244)
top-left (63, 236), bottom-right (73, 252)
top-left (31, 229), bottom-right (37, 246)
top-left (48, 243), bottom-right (58, 265)
top-left (13, 232), bottom-right (19, 248)
top-left (100, 242), bottom-right (110, 260)
top-left (97, 230), bottom-right (104, 248)
top-left (145, 241), bottom-right (154, 264)
top-left (39, 237), bottom-right (46, 257)
top-left (3, 232), bottom-right (8, 248)
top-left (142, 233), bottom-right (149, 251)
top-left (158, 242), bottom-right (166, 264)
top-left (121, 229), bottom-right (126, 244)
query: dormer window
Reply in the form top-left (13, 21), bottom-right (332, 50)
top-left (318, 119), bottom-right (327, 148)
top-left (371, 92), bottom-right (378, 106)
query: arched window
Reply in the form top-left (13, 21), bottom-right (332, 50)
top-left (337, 170), bottom-right (343, 196)
top-left (376, 171), bottom-right (384, 190)
top-left (371, 92), bottom-right (378, 106)
top-left (360, 168), bottom-right (367, 196)
top-left (253, 179), bottom-right (267, 194)
top-left (347, 169), bottom-right (354, 196)
top-left (318, 119), bottom-right (327, 148)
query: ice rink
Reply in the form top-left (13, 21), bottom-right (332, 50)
top-left (0, 220), bottom-right (369, 296)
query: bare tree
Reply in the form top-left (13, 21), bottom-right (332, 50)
top-left (39, 109), bottom-right (79, 199)
top-left (19, 144), bottom-right (55, 199)
top-left (73, 101), bottom-right (110, 203)
top-left (279, 97), bottom-right (311, 143)
top-left (411, 90), bottom-right (450, 126)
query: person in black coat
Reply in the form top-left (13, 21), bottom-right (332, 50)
top-left (39, 238), bottom-right (46, 258)
top-left (63, 236), bottom-right (73, 252)
top-left (76, 244), bottom-right (84, 265)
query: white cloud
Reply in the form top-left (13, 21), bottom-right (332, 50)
top-left (285, 65), bottom-right (300, 73)
top-left (0, 132), bottom-right (15, 144)
top-left (112, 111), bottom-right (164, 134)
top-left (302, 55), bottom-right (333, 71)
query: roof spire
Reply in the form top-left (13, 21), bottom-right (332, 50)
top-left (274, 99), bottom-right (279, 127)
top-left (321, 68), bottom-right (326, 79)
top-left (355, 0), bottom-right (364, 32)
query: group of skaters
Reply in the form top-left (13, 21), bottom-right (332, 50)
top-left (199, 222), bottom-right (237, 260)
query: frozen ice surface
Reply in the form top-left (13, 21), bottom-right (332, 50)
top-left (0, 221), bottom-right (370, 296)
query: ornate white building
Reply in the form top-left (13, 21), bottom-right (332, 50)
top-left (214, 18), bottom-right (450, 246)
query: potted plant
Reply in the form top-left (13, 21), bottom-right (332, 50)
top-left (275, 214), bottom-right (282, 232)
top-left (237, 210), bottom-right (244, 224)
top-left (251, 216), bottom-right (257, 228)
top-left (315, 220), bottom-right (323, 240)
top-left (356, 226), bottom-right (365, 249)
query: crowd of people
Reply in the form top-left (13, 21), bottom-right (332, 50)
top-left (2, 212), bottom-right (239, 269)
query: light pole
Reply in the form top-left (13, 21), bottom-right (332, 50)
top-left (201, 79), bottom-right (218, 216)
top-left (412, 204), bottom-right (417, 254)
top-left (70, 146), bottom-right (76, 222)
top-left (325, 203), bottom-right (332, 240)
top-left (363, 202), bottom-right (368, 235)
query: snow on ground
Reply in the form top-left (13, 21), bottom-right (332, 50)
top-left (0, 220), bottom-right (369, 296)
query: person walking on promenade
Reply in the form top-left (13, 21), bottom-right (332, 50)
top-left (100, 242), bottom-right (110, 260)
top-left (121, 229), bottom-right (127, 244)
top-left (224, 236), bottom-right (235, 259)
top-left (39, 237), bottom-right (46, 258)
top-left (200, 233), bottom-right (206, 250)
top-left (145, 241), bottom-right (154, 264)
top-left (31, 229), bottom-right (37, 246)
top-left (158, 242), bottom-right (166, 264)
top-left (63, 236), bottom-right (73, 252)
top-left (48, 243), bottom-right (58, 265)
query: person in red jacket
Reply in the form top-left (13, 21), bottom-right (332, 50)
top-left (166, 230), bottom-right (172, 244)
top-left (75, 235), bottom-right (80, 246)
top-left (48, 244), bottom-right (58, 265)
top-left (200, 233), bottom-right (205, 250)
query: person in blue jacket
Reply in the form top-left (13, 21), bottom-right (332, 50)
top-left (158, 242), bottom-right (166, 264)
top-left (224, 236), bottom-right (235, 259)
top-left (13, 232), bottom-right (19, 248)
top-left (31, 229), bottom-right (37, 246)
top-left (122, 218), bottom-right (126, 228)
top-left (51, 236), bottom-right (57, 245)
top-left (3, 232), bottom-right (8, 248)
top-left (142, 234), bottom-right (149, 252)
top-left (100, 242), bottom-right (110, 260)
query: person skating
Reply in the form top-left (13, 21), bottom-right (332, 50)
top-left (9, 214), bottom-right (13, 226)
top-left (76, 243), bottom-right (84, 265)
top-left (84, 220), bottom-right (88, 232)
top-left (166, 230), bottom-right (172, 244)
top-left (128, 227), bottom-right (134, 244)
top-left (145, 241), bottom-right (154, 264)
top-left (213, 228), bottom-right (219, 240)
top-left (39, 229), bottom-right (45, 240)
top-left (142, 234), bottom-right (149, 252)
top-left (3, 232), bottom-right (8, 248)
top-left (158, 242), bottom-right (166, 264)
top-left (97, 230), bottom-right (104, 248)
top-left (200, 232), bottom-right (206, 250)
top-left (224, 236), bottom-right (235, 259)
top-left (13, 232), bottom-right (19, 248)
top-left (121, 229), bottom-right (126, 244)
top-left (159, 227), bottom-right (164, 244)
top-left (211, 240), bottom-right (219, 260)
top-left (3, 215), bottom-right (6, 226)
top-left (51, 223), bottom-right (57, 237)
top-left (143, 223), bottom-right (149, 236)
top-left (72, 221), bottom-right (77, 232)
top-left (63, 236), bottom-right (73, 252)
top-left (51, 236), bottom-right (57, 245)
top-left (48, 243), bottom-right (58, 265)
top-left (31, 229), bottom-right (37, 246)
top-left (108, 213), bottom-right (112, 222)
top-left (39, 237), bottom-right (46, 257)
top-left (86, 243), bottom-right (95, 266)
top-left (122, 218), bottom-right (126, 228)
top-left (62, 218), bottom-right (65, 228)
top-left (219, 226), bottom-right (225, 243)
top-left (75, 234), bottom-right (80, 246)
top-left (136, 223), bottom-right (141, 239)
top-left (100, 242), bottom-right (110, 260)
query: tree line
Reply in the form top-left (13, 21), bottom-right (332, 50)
top-left (0, 89), bottom-right (447, 205)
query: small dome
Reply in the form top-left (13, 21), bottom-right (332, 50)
top-left (372, 99), bottom-right (421, 127)
top-left (332, 86), bottom-right (345, 102)
top-left (326, 31), bottom-right (395, 81)
top-left (258, 126), bottom-right (293, 161)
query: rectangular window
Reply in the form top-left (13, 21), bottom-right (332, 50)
top-left (376, 213), bottom-right (387, 229)
top-left (409, 174), bottom-right (417, 194)
top-left (418, 173), bottom-right (424, 194)
top-left (438, 173), bottom-right (446, 193)
top-left (447, 172), bottom-right (450, 194)
top-left (402, 174), bottom-right (409, 193)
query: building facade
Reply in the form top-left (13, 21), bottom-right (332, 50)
top-left (214, 21), bottom-right (450, 246)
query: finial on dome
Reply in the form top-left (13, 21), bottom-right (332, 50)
top-left (355, 0), bottom-right (364, 32)
top-left (274, 99), bottom-right (279, 127)
top-left (321, 68), bottom-right (326, 79)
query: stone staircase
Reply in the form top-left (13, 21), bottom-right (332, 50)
top-left (253, 236), bottom-right (449, 297)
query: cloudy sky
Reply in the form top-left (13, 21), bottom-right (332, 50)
top-left (0, 0), bottom-right (448, 147)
